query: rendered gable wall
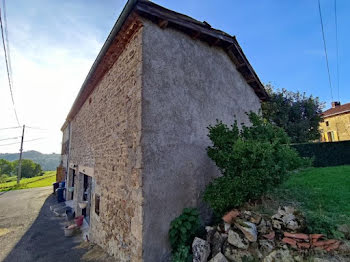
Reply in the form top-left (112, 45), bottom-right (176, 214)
top-left (140, 19), bottom-right (262, 261)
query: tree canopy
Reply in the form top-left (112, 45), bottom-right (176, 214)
top-left (0, 159), bottom-right (13, 175)
top-left (262, 85), bottom-right (324, 143)
top-left (0, 150), bottom-right (59, 171)
top-left (0, 159), bottom-right (43, 178)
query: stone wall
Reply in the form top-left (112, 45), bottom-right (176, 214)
top-left (68, 20), bottom-right (143, 261)
top-left (141, 19), bottom-right (262, 261)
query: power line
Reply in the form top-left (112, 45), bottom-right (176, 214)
top-left (0, 126), bottom-right (20, 130)
top-left (0, 136), bottom-right (19, 141)
top-left (0, 5), bottom-right (20, 126)
top-left (26, 126), bottom-right (48, 131)
top-left (317, 0), bottom-right (334, 102)
top-left (334, 0), bottom-right (340, 101)
top-left (2, 0), bottom-right (12, 80)
top-left (0, 137), bottom-right (46, 147)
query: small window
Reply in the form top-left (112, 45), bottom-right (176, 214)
top-left (326, 121), bottom-right (329, 126)
top-left (95, 194), bottom-right (100, 216)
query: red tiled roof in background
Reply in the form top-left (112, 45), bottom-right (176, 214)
top-left (322, 102), bottom-right (350, 118)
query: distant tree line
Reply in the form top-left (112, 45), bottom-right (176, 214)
top-left (0, 150), bottom-right (60, 171)
top-left (0, 159), bottom-right (43, 183)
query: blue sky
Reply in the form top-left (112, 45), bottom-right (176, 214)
top-left (0, 0), bottom-right (349, 153)
top-left (155, 0), bottom-right (349, 105)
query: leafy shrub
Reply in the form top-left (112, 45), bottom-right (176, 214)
top-left (169, 208), bottom-right (200, 252)
top-left (171, 245), bottom-right (192, 262)
top-left (204, 112), bottom-right (310, 215)
top-left (0, 174), bottom-right (10, 183)
top-left (0, 159), bottom-right (13, 175)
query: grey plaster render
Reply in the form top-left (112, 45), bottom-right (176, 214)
top-left (140, 19), bottom-right (261, 261)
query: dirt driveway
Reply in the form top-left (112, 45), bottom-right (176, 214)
top-left (0, 187), bottom-right (87, 262)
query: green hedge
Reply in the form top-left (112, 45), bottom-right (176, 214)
top-left (292, 141), bottom-right (350, 167)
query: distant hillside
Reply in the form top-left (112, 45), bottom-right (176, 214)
top-left (0, 150), bottom-right (60, 171)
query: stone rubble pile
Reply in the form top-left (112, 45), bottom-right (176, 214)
top-left (191, 206), bottom-right (349, 262)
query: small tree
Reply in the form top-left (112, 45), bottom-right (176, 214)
top-left (0, 174), bottom-right (10, 183)
top-left (12, 159), bottom-right (43, 178)
top-left (0, 159), bottom-right (13, 175)
top-left (203, 112), bottom-right (310, 215)
top-left (262, 85), bottom-right (324, 143)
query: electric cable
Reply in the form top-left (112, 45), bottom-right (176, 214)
top-left (0, 126), bottom-right (20, 130)
top-left (0, 5), bottom-right (20, 126)
top-left (318, 0), bottom-right (334, 102)
top-left (0, 136), bottom-right (19, 141)
top-left (334, 0), bottom-right (340, 101)
top-left (0, 137), bottom-right (46, 147)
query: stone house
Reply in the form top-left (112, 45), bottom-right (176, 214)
top-left (320, 102), bottom-right (350, 142)
top-left (60, 0), bottom-right (268, 261)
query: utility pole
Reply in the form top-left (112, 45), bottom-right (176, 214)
top-left (17, 124), bottom-right (25, 185)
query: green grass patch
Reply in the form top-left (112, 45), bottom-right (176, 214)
top-left (1, 176), bottom-right (17, 183)
top-left (270, 165), bottom-right (350, 238)
top-left (6, 176), bottom-right (17, 182)
top-left (0, 171), bottom-right (56, 192)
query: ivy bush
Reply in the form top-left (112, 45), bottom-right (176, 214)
top-left (169, 208), bottom-right (200, 258)
top-left (204, 112), bottom-right (310, 215)
top-left (171, 245), bottom-right (192, 262)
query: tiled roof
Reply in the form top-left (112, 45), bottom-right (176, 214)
top-left (322, 103), bottom-right (350, 118)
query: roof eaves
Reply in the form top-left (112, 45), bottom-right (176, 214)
top-left (322, 109), bottom-right (350, 118)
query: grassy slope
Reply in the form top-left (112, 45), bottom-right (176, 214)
top-left (0, 171), bottom-right (56, 192)
top-left (270, 165), bottom-right (350, 236)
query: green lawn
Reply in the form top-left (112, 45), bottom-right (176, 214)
top-left (0, 171), bottom-right (56, 192)
top-left (270, 165), bottom-right (350, 237)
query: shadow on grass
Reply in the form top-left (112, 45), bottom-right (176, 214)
top-left (3, 194), bottom-right (88, 262)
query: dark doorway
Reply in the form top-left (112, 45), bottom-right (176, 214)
top-left (327, 132), bottom-right (333, 142)
top-left (71, 169), bottom-right (76, 200)
top-left (82, 174), bottom-right (92, 224)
